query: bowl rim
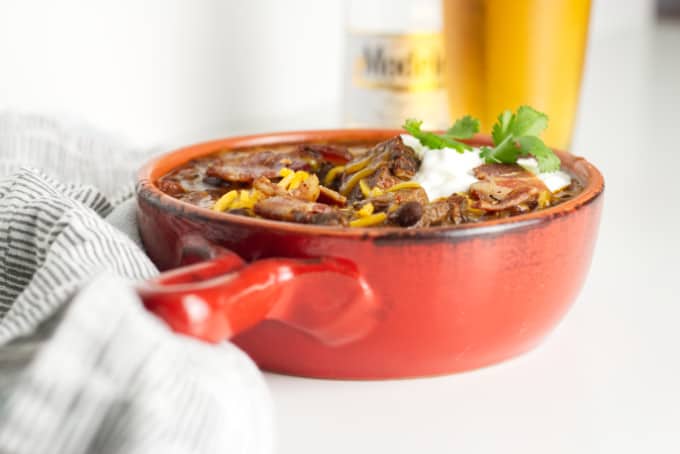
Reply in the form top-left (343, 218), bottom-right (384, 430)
top-left (136, 129), bottom-right (604, 240)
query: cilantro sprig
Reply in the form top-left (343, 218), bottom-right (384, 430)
top-left (402, 106), bottom-right (560, 172)
top-left (480, 106), bottom-right (559, 172)
top-left (403, 116), bottom-right (480, 153)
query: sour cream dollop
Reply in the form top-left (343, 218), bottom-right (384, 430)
top-left (400, 134), bottom-right (571, 200)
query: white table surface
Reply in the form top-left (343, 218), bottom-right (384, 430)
top-left (264, 20), bottom-right (680, 454)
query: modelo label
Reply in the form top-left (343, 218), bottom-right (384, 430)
top-left (344, 31), bottom-right (449, 128)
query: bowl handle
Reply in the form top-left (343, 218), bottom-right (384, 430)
top-left (137, 235), bottom-right (379, 345)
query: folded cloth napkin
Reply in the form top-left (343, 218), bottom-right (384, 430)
top-left (0, 113), bottom-right (274, 453)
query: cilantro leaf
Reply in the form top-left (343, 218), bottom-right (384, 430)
top-left (516, 136), bottom-right (560, 172)
top-left (402, 119), bottom-right (464, 150)
top-left (402, 118), bottom-right (473, 153)
top-left (511, 105), bottom-right (548, 138)
top-left (480, 135), bottom-right (519, 164)
top-left (446, 115), bottom-right (480, 139)
top-left (491, 106), bottom-right (548, 144)
top-left (491, 110), bottom-right (514, 144)
top-left (482, 106), bottom-right (560, 172)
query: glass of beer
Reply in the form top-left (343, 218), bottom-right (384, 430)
top-left (441, 0), bottom-right (591, 149)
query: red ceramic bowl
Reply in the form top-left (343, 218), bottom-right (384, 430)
top-left (136, 130), bottom-right (604, 379)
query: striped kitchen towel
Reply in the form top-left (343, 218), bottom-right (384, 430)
top-left (0, 113), bottom-right (274, 453)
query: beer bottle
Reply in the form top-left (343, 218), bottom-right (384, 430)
top-left (343, 0), bottom-right (449, 129)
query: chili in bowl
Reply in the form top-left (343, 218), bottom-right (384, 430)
top-left (135, 127), bottom-right (604, 379)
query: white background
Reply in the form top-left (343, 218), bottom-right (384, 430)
top-left (2, 1), bottom-right (679, 453)
top-left (0, 0), bottom-right (346, 146)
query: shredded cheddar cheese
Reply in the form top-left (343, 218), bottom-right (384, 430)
top-left (359, 179), bottom-right (371, 198)
top-left (350, 212), bottom-right (387, 228)
top-left (538, 190), bottom-right (551, 209)
top-left (288, 171), bottom-right (310, 190)
top-left (357, 202), bottom-right (375, 217)
top-left (213, 190), bottom-right (238, 212)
